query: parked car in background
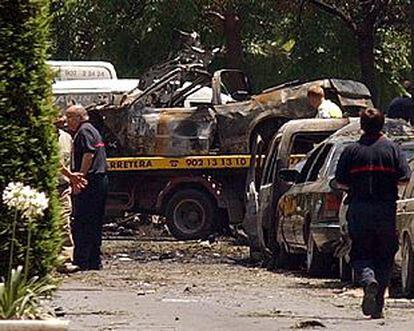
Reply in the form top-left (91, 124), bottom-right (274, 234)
top-left (274, 119), bottom-right (414, 276)
top-left (395, 158), bottom-right (414, 298)
top-left (243, 118), bottom-right (350, 260)
top-left (52, 79), bottom-right (140, 110)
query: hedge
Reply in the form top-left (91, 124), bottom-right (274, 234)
top-left (0, 0), bottom-right (61, 278)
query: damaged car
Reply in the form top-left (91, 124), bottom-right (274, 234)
top-left (86, 38), bottom-right (373, 158)
top-left (243, 118), bottom-right (351, 262)
top-left (274, 119), bottom-right (414, 276)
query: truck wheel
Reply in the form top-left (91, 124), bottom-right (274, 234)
top-left (306, 233), bottom-right (328, 276)
top-left (165, 189), bottom-right (215, 240)
top-left (401, 236), bottom-right (414, 298)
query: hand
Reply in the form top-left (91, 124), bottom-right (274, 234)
top-left (69, 172), bottom-right (88, 192)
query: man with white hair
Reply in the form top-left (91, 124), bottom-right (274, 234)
top-left (307, 84), bottom-right (343, 119)
top-left (66, 104), bottom-right (108, 270)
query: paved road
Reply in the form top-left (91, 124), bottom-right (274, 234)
top-left (51, 240), bottom-right (414, 330)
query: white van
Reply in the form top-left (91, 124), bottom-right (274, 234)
top-left (53, 79), bottom-right (139, 109)
top-left (47, 61), bottom-right (117, 81)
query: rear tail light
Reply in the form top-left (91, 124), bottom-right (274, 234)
top-left (321, 193), bottom-right (342, 219)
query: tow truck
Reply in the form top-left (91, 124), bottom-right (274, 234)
top-left (85, 36), bottom-right (373, 240)
top-left (106, 154), bottom-right (251, 240)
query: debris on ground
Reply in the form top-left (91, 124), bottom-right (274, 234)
top-left (293, 320), bottom-right (326, 329)
top-left (103, 213), bottom-right (168, 238)
top-left (52, 239), bottom-right (414, 330)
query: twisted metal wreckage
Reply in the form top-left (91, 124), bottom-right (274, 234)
top-left (87, 33), bottom-right (374, 157)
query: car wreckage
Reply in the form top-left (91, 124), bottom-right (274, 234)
top-left (81, 36), bottom-right (375, 240)
top-left (87, 39), bottom-right (374, 158)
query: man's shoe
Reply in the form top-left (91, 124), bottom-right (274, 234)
top-left (58, 263), bottom-right (81, 274)
top-left (371, 310), bottom-right (384, 319)
top-left (362, 281), bottom-right (379, 316)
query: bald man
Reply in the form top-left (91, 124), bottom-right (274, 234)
top-left (66, 105), bottom-right (108, 271)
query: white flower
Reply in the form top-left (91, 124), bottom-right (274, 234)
top-left (2, 182), bottom-right (49, 219)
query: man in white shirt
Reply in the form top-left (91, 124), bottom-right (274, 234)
top-left (55, 112), bottom-right (86, 272)
top-left (308, 85), bottom-right (343, 119)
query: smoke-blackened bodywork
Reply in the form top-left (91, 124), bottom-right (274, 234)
top-left (88, 75), bottom-right (373, 157)
top-left (87, 40), bottom-right (373, 157)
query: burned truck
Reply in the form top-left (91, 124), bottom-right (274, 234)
top-left (87, 43), bottom-right (374, 239)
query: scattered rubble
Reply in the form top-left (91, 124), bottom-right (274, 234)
top-left (294, 320), bottom-right (326, 329)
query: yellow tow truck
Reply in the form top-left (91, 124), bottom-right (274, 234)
top-left (106, 154), bottom-right (251, 240)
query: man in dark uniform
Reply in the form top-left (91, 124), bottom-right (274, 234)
top-left (335, 108), bottom-right (411, 319)
top-left (66, 105), bottom-right (108, 270)
top-left (387, 80), bottom-right (414, 125)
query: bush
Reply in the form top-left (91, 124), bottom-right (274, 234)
top-left (0, 0), bottom-right (61, 278)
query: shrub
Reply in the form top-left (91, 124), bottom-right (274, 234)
top-left (0, 0), bottom-right (61, 278)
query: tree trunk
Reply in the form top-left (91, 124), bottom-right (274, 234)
top-left (223, 11), bottom-right (243, 69)
top-left (410, 0), bottom-right (414, 77)
top-left (357, 24), bottom-right (378, 105)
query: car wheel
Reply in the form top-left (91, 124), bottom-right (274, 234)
top-left (165, 189), bottom-right (215, 240)
top-left (306, 233), bottom-right (328, 276)
top-left (401, 236), bottom-right (414, 298)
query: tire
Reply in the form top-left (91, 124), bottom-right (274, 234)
top-left (270, 216), bottom-right (300, 270)
top-left (401, 236), bottom-right (414, 298)
top-left (274, 242), bottom-right (290, 268)
top-left (306, 232), bottom-right (328, 276)
top-left (165, 189), bottom-right (215, 240)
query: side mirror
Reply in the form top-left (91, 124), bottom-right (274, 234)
top-left (278, 168), bottom-right (300, 183)
top-left (329, 178), bottom-right (347, 191)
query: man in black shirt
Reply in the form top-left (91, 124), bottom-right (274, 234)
top-left (335, 108), bottom-right (411, 319)
top-left (387, 80), bottom-right (414, 124)
top-left (66, 105), bottom-right (108, 270)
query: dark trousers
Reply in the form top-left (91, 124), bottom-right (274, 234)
top-left (347, 201), bottom-right (399, 309)
top-left (72, 174), bottom-right (108, 270)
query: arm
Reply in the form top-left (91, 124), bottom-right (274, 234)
top-left (80, 152), bottom-right (94, 176)
top-left (396, 146), bottom-right (411, 185)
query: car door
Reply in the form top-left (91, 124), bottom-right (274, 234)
top-left (260, 132), bottom-right (325, 233)
top-left (256, 135), bottom-right (282, 235)
top-left (243, 134), bottom-right (267, 250)
top-left (279, 144), bottom-right (326, 247)
top-left (396, 167), bottom-right (414, 266)
top-left (292, 143), bottom-right (333, 247)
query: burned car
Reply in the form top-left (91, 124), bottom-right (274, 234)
top-left (395, 158), bottom-right (414, 297)
top-left (243, 118), bottom-right (351, 261)
top-left (274, 119), bottom-right (414, 276)
top-left (87, 41), bottom-right (373, 157)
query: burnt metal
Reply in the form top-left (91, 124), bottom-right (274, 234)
top-left (86, 38), bottom-right (374, 157)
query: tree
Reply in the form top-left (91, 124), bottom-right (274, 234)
top-left (410, 0), bottom-right (414, 74)
top-left (0, 0), bottom-right (61, 277)
top-left (49, 1), bottom-right (411, 106)
top-left (301, 0), bottom-right (410, 103)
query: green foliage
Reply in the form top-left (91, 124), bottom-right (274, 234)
top-left (49, 1), bottom-right (412, 107)
top-left (376, 27), bottom-right (412, 105)
top-left (0, 266), bottom-right (56, 320)
top-left (0, 0), bottom-right (61, 278)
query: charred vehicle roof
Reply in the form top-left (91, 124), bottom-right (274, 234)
top-left (328, 118), bottom-right (414, 143)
